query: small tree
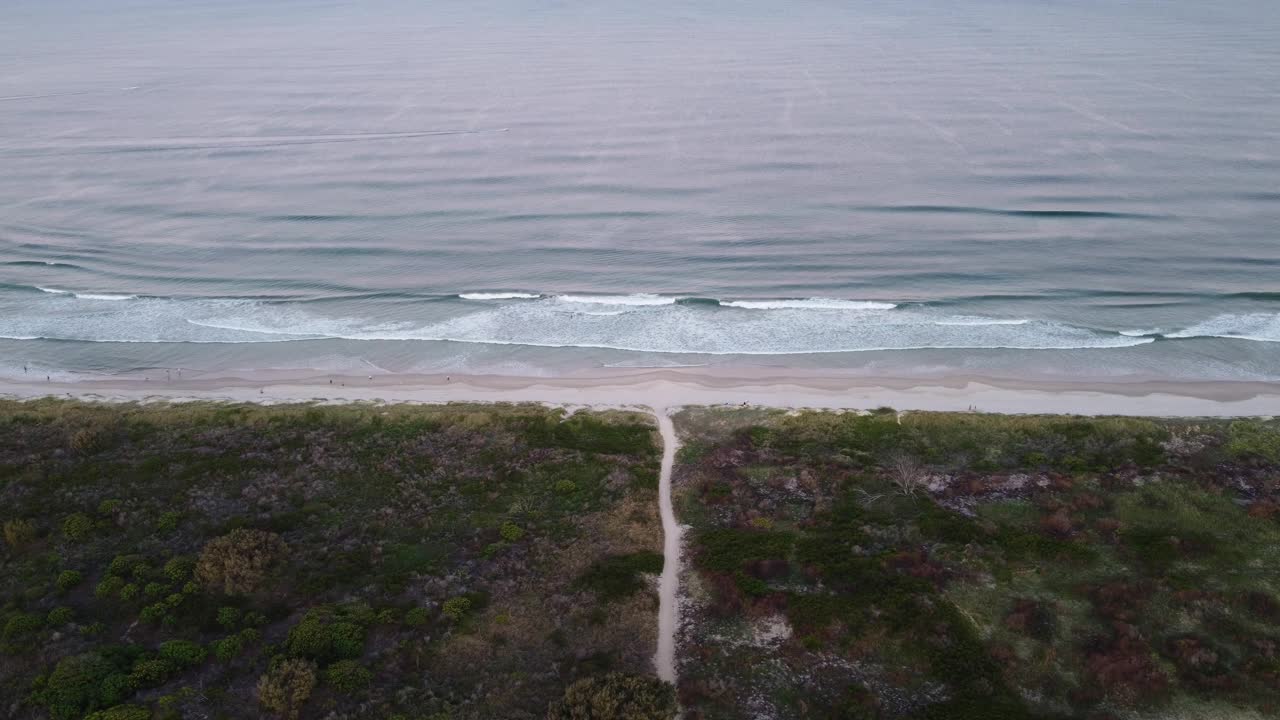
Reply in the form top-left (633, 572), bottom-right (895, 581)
top-left (888, 455), bottom-right (925, 496)
top-left (547, 673), bottom-right (676, 720)
top-left (258, 658), bottom-right (316, 720)
top-left (196, 528), bottom-right (287, 595)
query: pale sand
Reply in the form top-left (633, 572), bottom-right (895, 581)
top-left (1, 368), bottom-right (1278, 416)
top-left (653, 412), bottom-right (681, 684)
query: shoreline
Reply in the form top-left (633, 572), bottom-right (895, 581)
top-left (2, 368), bottom-right (1278, 416)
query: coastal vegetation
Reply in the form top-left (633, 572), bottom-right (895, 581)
top-left (673, 408), bottom-right (1280, 719)
top-left (9, 397), bottom-right (1280, 720)
top-left (0, 400), bottom-right (666, 720)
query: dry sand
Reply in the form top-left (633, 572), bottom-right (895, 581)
top-left (1, 368), bottom-right (1278, 416)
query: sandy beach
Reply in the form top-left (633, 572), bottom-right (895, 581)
top-left (2, 367), bottom-right (1278, 416)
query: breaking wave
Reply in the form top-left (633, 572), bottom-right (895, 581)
top-left (0, 291), bottom-right (1167, 353)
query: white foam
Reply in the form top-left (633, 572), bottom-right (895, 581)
top-left (1119, 328), bottom-right (1163, 337)
top-left (335, 304), bottom-right (1155, 354)
top-left (722, 298), bottom-right (897, 310)
top-left (0, 293), bottom-right (1165, 353)
top-left (556, 294), bottom-right (678, 306)
top-left (77, 293), bottom-right (137, 301)
top-left (35, 286), bottom-right (136, 301)
top-left (1166, 313), bottom-right (1280, 343)
top-left (458, 292), bottom-right (541, 300)
top-left (933, 317), bottom-right (1030, 326)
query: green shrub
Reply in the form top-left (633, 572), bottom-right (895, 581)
top-left (62, 513), bottom-right (94, 542)
top-left (119, 583), bottom-right (140, 601)
top-left (144, 582), bottom-right (168, 597)
top-left (404, 607), bottom-right (430, 627)
top-left (127, 657), bottom-right (176, 689)
top-left (94, 573), bottom-right (126, 597)
top-left (56, 569), bottom-right (83, 593)
top-left (107, 554), bottom-right (145, 577)
top-left (575, 552), bottom-right (664, 601)
top-left (1227, 422), bottom-right (1280, 462)
top-left (442, 597), bottom-right (472, 622)
top-left (547, 672), bottom-right (676, 720)
top-left (139, 602), bottom-right (169, 625)
top-left (159, 640), bottom-right (207, 667)
top-left (286, 608), bottom-right (366, 661)
top-left (163, 556), bottom-right (194, 582)
top-left (97, 499), bottom-right (123, 516)
top-left (555, 479), bottom-right (578, 494)
top-left (157, 511), bottom-right (181, 533)
top-left (3, 611), bottom-right (42, 641)
top-left (323, 659), bottom-right (372, 694)
top-left (4, 518), bottom-right (37, 549)
top-left (47, 606), bottom-right (75, 626)
top-left (214, 635), bottom-right (244, 662)
top-left (499, 521), bottom-right (525, 542)
top-left (195, 528), bottom-right (288, 595)
top-left (39, 652), bottom-right (134, 720)
top-left (217, 606), bottom-right (243, 629)
top-left (85, 705), bottom-right (150, 720)
top-left (257, 658), bottom-right (316, 720)
top-left (697, 529), bottom-right (794, 573)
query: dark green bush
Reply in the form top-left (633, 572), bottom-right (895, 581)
top-left (403, 607), bottom-right (430, 627)
top-left (500, 521), bottom-right (525, 542)
top-left (3, 612), bottom-right (42, 642)
top-left (217, 606), bottom-right (242, 629)
top-left (163, 556), bottom-right (194, 582)
top-left (213, 635), bottom-right (244, 662)
top-left (38, 652), bottom-right (133, 720)
top-left (575, 552), bottom-right (664, 601)
top-left (442, 597), bottom-right (471, 622)
top-left (47, 606), bottom-right (75, 626)
top-left (323, 659), bottom-right (372, 694)
top-left (56, 569), bottom-right (83, 594)
top-left (62, 513), bottom-right (94, 542)
top-left (107, 555), bottom-right (145, 577)
top-left (697, 529), bottom-right (794, 573)
top-left (127, 657), bottom-right (176, 689)
top-left (156, 511), bottom-right (181, 533)
top-left (286, 608), bottom-right (366, 662)
top-left (158, 640), bottom-right (206, 668)
top-left (85, 705), bottom-right (150, 720)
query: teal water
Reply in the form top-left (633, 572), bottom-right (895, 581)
top-left (2, 0), bottom-right (1279, 381)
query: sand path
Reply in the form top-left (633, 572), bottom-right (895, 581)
top-left (653, 409), bottom-right (681, 684)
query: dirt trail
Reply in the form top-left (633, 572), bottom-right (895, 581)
top-left (654, 410), bottom-right (681, 683)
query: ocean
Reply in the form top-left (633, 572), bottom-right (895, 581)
top-left (3, 0), bottom-right (1279, 383)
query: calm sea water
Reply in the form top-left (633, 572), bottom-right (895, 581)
top-left (2, 0), bottom-right (1279, 381)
